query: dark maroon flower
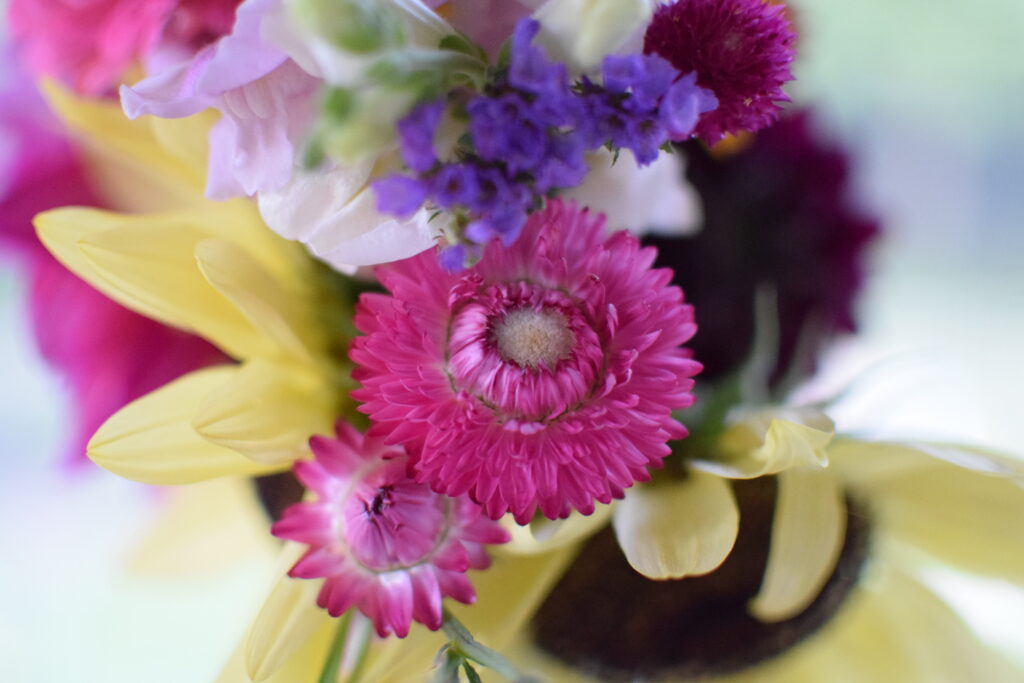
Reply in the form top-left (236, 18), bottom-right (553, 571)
top-left (645, 110), bottom-right (880, 389)
top-left (644, 0), bottom-right (796, 144)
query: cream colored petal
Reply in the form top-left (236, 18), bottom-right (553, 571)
top-left (220, 618), bottom-right (335, 683)
top-left (88, 367), bottom-right (284, 484)
top-left (146, 112), bottom-right (218, 178)
top-left (693, 410), bottom-right (834, 480)
top-left (731, 566), bottom-right (1023, 683)
top-left (42, 81), bottom-right (207, 212)
top-left (192, 359), bottom-right (337, 465)
top-left (80, 222), bottom-right (277, 359)
top-left (750, 468), bottom-right (846, 622)
top-left (361, 547), bottom-right (579, 681)
top-left (831, 440), bottom-right (1024, 583)
top-left (534, 0), bottom-right (653, 71)
top-left (246, 545), bottom-right (335, 681)
top-left (501, 503), bottom-right (613, 555)
top-left (195, 239), bottom-right (320, 362)
top-left (612, 472), bottom-right (739, 579)
top-left (128, 478), bottom-right (279, 576)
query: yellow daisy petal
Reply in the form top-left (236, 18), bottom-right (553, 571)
top-left (735, 568), bottom-right (1022, 683)
top-left (146, 113), bottom-right (218, 178)
top-left (192, 359), bottom-right (336, 465)
top-left (88, 367), bottom-right (283, 484)
top-left (612, 472), bottom-right (739, 579)
top-left (128, 478), bottom-right (278, 576)
top-left (78, 219), bottom-right (275, 359)
top-left (245, 546), bottom-right (334, 682)
top-left (42, 80), bottom-right (207, 211)
top-left (219, 619), bottom-right (335, 683)
top-left (695, 409), bottom-right (834, 480)
top-left (831, 440), bottom-right (1024, 583)
top-left (750, 468), bottom-right (846, 622)
top-left (501, 504), bottom-right (613, 555)
top-left (37, 207), bottom-right (272, 359)
top-left (195, 239), bottom-right (320, 363)
top-left (361, 547), bottom-right (579, 681)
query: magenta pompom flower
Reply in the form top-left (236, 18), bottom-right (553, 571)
top-left (351, 200), bottom-right (700, 525)
top-left (271, 423), bottom-right (509, 638)
top-left (643, 0), bottom-right (796, 143)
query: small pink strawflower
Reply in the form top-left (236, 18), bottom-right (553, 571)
top-left (351, 200), bottom-right (700, 525)
top-left (643, 0), bottom-right (796, 144)
top-left (271, 423), bottom-right (509, 638)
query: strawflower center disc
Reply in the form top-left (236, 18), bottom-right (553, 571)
top-left (446, 281), bottom-right (603, 422)
top-left (531, 477), bottom-right (871, 680)
top-left (494, 308), bottom-right (574, 368)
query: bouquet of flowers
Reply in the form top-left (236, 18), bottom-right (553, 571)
top-left (2, 0), bottom-right (1022, 681)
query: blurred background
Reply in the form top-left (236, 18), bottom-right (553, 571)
top-left (0, 0), bottom-right (1022, 680)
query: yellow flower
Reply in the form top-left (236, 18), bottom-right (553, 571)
top-left (35, 85), bottom-right (353, 484)
top-left (394, 438), bottom-right (1024, 681)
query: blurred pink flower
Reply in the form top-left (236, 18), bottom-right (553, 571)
top-left (8, 0), bottom-right (242, 97)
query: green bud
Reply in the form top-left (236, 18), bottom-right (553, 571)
top-left (291, 0), bottom-right (405, 54)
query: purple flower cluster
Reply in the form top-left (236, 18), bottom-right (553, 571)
top-left (373, 19), bottom-right (717, 267)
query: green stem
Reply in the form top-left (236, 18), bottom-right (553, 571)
top-left (440, 609), bottom-right (524, 681)
top-left (344, 618), bottom-right (374, 683)
top-left (317, 611), bottom-right (353, 683)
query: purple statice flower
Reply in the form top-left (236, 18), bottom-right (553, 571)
top-left (373, 18), bottom-right (716, 267)
top-left (580, 54), bottom-right (717, 165)
top-left (397, 100), bottom-right (445, 173)
top-left (507, 18), bottom-right (569, 96)
top-left (372, 175), bottom-right (429, 218)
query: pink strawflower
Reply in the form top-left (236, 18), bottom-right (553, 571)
top-left (271, 423), bottom-right (509, 638)
top-left (643, 0), bottom-right (796, 144)
top-left (8, 0), bottom-right (242, 97)
top-left (0, 51), bottom-right (223, 466)
top-left (351, 200), bottom-right (700, 525)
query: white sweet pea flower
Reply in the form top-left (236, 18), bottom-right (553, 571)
top-left (257, 161), bottom-right (440, 274)
top-left (562, 148), bottom-right (702, 236)
top-left (532, 0), bottom-right (657, 72)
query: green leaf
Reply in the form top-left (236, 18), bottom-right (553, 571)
top-left (462, 661), bottom-right (483, 683)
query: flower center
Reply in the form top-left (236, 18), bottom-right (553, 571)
top-left (494, 308), bottom-right (574, 369)
top-left (531, 477), bottom-right (871, 679)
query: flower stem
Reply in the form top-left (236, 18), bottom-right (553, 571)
top-left (317, 610), bottom-right (353, 683)
top-left (440, 608), bottom-right (532, 681)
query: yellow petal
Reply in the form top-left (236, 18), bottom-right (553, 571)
top-left (246, 545), bottom-right (335, 681)
top-left (501, 504), bottom-right (613, 555)
top-left (76, 215), bottom-right (273, 359)
top-left (192, 359), bottom-right (336, 465)
top-left (361, 547), bottom-right (579, 681)
top-left (734, 567), bottom-right (1024, 683)
top-left (146, 112), bottom-right (218, 178)
top-left (830, 440), bottom-right (1024, 583)
top-left (219, 618), bottom-right (335, 683)
top-left (612, 472), bottom-right (739, 579)
top-left (195, 239), bottom-right (320, 363)
top-left (42, 80), bottom-right (207, 212)
top-left (88, 367), bottom-right (283, 484)
top-left (695, 409), bottom-right (834, 480)
top-left (128, 478), bottom-right (278, 576)
top-left (750, 468), bottom-right (846, 622)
